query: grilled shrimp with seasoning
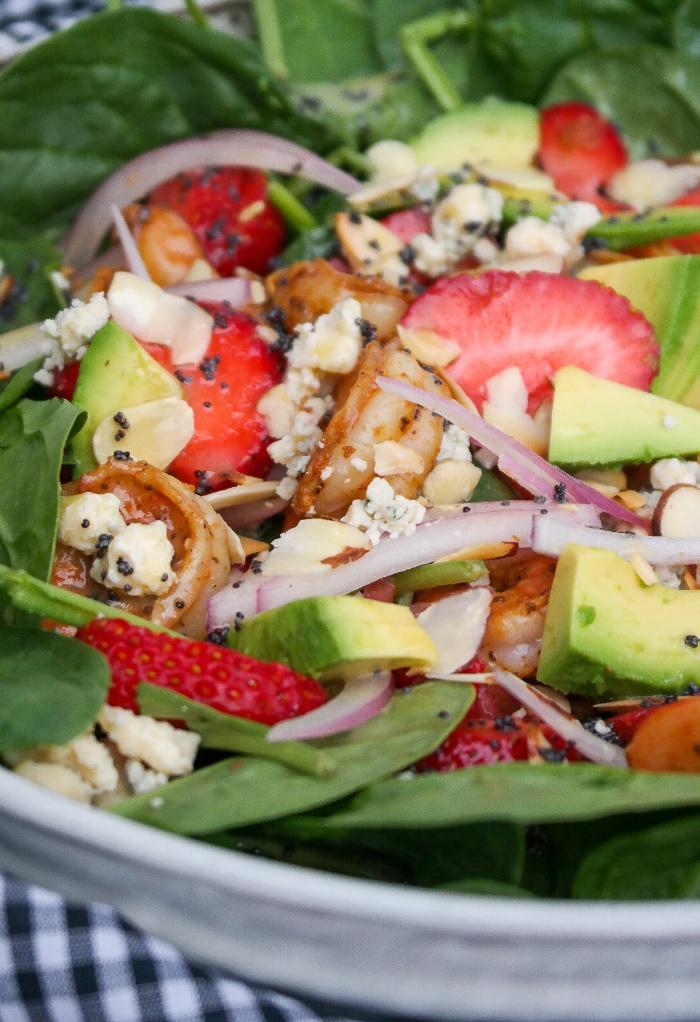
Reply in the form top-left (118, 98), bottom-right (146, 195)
top-left (480, 553), bottom-right (557, 678)
top-left (293, 338), bottom-right (445, 518)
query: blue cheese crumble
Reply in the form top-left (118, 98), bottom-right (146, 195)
top-left (341, 477), bottom-right (425, 545)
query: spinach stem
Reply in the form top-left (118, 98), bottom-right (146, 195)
top-left (183, 0), bottom-right (210, 29)
top-left (251, 0), bottom-right (288, 79)
top-left (325, 145), bottom-right (370, 177)
top-left (400, 10), bottom-right (475, 113)
top-left (267, 178), bottom-right (317, 233)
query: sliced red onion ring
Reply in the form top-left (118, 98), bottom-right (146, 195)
top-left (110, 203), bottom-right (150, 280)
top-left (376, 376), bottom-right (649, 531)
top-left (422, 499), bottom-right (597, 522)
top-left (491, 669), bottom-right (628, 768)
top-left (257, 504), bottom-right (600, 612)
top-left (167, 278), bottom-right (251, 305)
top-left (218, 494), bottom-right (289, 532)
top-left (63, 130), bottom-right (362, 267)
top-left (205, 569), bottom-right (266, 633)
top-left (266, 672), bottom-right (393, 742)
top-left (532, 514), bottom-right (700, 564)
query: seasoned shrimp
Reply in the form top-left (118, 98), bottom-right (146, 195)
top-left (266, 259), bottom-right (410, 341)
top-left (293, 339), bottom-right (444, 518)
top-left (481, 553), bottom-right (557, 677)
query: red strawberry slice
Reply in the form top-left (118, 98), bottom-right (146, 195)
top-left (401, 270), bottom-right (659, 413)
top-left (381, 207), bottom-right (432, 244)
top-left (415, 717), bottom-right (530, 771)
top-left (77, 618), bottom-right (327, 724)
top-left (143, 302), bottom-right (280, 491)
top-left (669, 186), bottom-right (700, 254)
top-left (149, 166), bottom-right (285, 277)
top-left (49, 361), bottom-right (80, 401)
top-left (539, 102), bottom-right (627, 208)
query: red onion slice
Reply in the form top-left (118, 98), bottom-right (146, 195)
top-left (63, 130), bottom-right (362, 267)
top-left (205, 569), bottom-right (266, 633)
top-left (266, 672), bottom-right (393, 742)
top-left (167, 278), bottom-right (251, 305)
top-left (423, 499), bottom-right (600, 522)
top-left (257, 504), bottom-right (600, 612)
top-left (492, 669), bottom-right (628, 767)
top-left (110, 203), bottom-right (150, 280)
top-left (532, 514), bottom-right (700, 564)
top-left (376, 376), bottom-right (649, 531)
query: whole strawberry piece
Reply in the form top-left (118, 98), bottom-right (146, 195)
top-left (401, 270), bottom-right (659, 414)
top-left (149, 166), bottom-right (285, 276)
top-left (143, 302), bottom-right (280, 491)
top-left (77, 618), bottom-right (327, 725)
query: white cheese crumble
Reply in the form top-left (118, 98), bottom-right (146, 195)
top-left (289, 299), bottom-right (364, 375)
top-left (503, 216), bottom-right (570, 260)
top-left (58, 492), bottom-right (126, 553)
top-left (35, 292), bottom-right (109, 386)
top-left (125, 759), bottom-right (169, 795)
top-left (607, 160), bottom-right (700, 211)
top-left (436, 424), bottom-right (472, 463)
top-left (350, 456), bottom-right (368, 472)
top-left (650, 458), bottom-right (700, 491)
top-left (98, 705), bottom-right (200, 777)
top-left (341, 477), bottom-right (425, 545)
top-left (413, 183), bottom-right (504, 277)
top-left (655, 564), bottom-right (684, 590)
top-left (11, 731), bottom-right (119, 802)
top-left (366, 140), bottom-right (420, 182)
top-left (90, 521), bottom-right (176, 597)
top-left (13, 761), bottom-right (95, 802)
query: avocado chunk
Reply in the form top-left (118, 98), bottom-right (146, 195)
top-left (537, 544), bottom-right (700, 698)
top-left (578, 255), bottom-right (700, 407)
top-left (411, 99), bottom-right (539, 173)
top-left (549, 366), bottom-right (700, 468)
top-left (228, 595), bottom-right (437, 681)
top-left (70, 320), bottom-right (182, 477)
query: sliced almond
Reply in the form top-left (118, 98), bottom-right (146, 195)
top-left (374, 440), bottom-right (425, 477)
top-left (335, 212), bottom-right (404, 273)
top-left (184, 257), bottom-right (218, 282)
top-left (203, 479), bottom-right (280, 510)
top-left (615, 489), bottom-right (647, 511)
top-left (107, 271), bottom-right (213, 365)
top-left (435, 540), bottom-right (517, 562)
top-left (92, 397), bottom-right (194, 469)
top-left (396, 325), bottom-right (461, 368)
top-left (576, 467), bottom-right (627, 493)
top-left (652, 483), bottom-right (700, 537)
top-left (241, 536), bottom-right (270, 557)
top-left (261, 519), bottom-right (371, 577)
top-left (225, 525), bottom-right (246, 564)
top-left (422, 461), bottom-right (482, 506)
top-left (482, 403), bottom-right (549, 456)
top-left (485, 366), bottom-right (528, 413)
top-left (437, 368), bottom-right (479, 414)
top-left (628, 552), bottom-right (658, 587)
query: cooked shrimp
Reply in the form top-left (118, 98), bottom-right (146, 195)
top-left (266, 259), bottom-right (410, 341)
top-left (293, 339), bottom-right (444, 518)
top-left (52, 458), bottom-right (231, 638)
top-left (481, 553), bottom-right (557, 677)
top-left (122, 203), bottom-right (207, 287)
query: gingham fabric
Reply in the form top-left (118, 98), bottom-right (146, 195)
top-left (0, 0), bottom-right (134, 59)
top-left (0, 874), bottom-right (351, 1022)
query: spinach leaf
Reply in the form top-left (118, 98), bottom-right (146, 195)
top-left (314, 763), bottom-right (700, 829)
top-left (137, 683), bottom-right (337, 778)
top-left (0, 399), bottom-right (85, 588)
top-left (0, 239), bottom-right (62, 333)
top-left (544, 45), bottom-right (700, 157)
top-left (0, 626), bottom-right (109, 752)
top-left (0, 8), bottom-right (328, 240)
top-left (0, 360), bottom-right (43, 414)
top-left (470, 467), bottom-right (517, 502)
top-left (263, 815), bottom-right (525, 887)
top-left (673, 0), bottom-right (700, 58)
top-left (254, 0), bottom-right (381, 84)
top-left (572, 814), bottom-right (700, 899)
top-left (278, 225), bottom-right (338, 266)
top-left (110, 681), bottom-right (474, 834)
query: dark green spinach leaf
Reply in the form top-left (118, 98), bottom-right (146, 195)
top-left (0, 399), bottom-right (85, 588)
top-left (313, 763), bottom-right (700, 829)
top-left (0, 626), bottom-right (109, 751)
top-left (0, 239), bottom-right (62, 333)
top-left (0, 360), bottom-right (43, 414)
top-left (673, 0), bottom-right (700, 58)
top-left (572, 814), bottom-right (700, 899)
top-left (0, 8), bottom-right (329, 240)
top-left (544, 45), bottom-right (700, 157)
top-left (111, 682), bottom-right (474, 834)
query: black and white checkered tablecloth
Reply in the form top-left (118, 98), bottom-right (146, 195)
top-left (0, 0), bottom-right (137, 58)
top-left (0, 873), bottom-right (353, 1022)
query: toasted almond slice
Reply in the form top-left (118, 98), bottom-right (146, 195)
top-left (107, 271), bottom-right (213, 365)
top-left (204, 479), bottom-right (280, 510)
top-left (184, 257), bottom-right (218, 282)
top-left (652, 484), bottom-right (700, 538)
top-left (336, 212), bottom-right (404, 272)
top-left (435, 540), bottom-right (517, 563)
top-left (396, 324), bottom-right (461, 368)
top-left (616, 489), bottom-right (647, 510)
top-left (92, 397), bottom-right (194, 469)
top-left (422, 461), bottom-right (482, 506)
top-left (629, 552), bottom-right (658, 586)
top-left (437, 368), bottom-right (480, 414)
top-left (576, 467), bottom-right (627, 493)
top-left (374, 440), bottom-right (425, 477)
top-left (682, 568), bottom-right (698, 590)
top-left (225, 525), bottom-right (246, 565)
top-left (482, 403), bottom-right (549, 456)
top-left (261, 519), bottom-right (371, 577)
top-left (241, 536), bottom-right (269, 557)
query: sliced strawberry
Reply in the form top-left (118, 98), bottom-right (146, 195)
top-left (381, 207), bottom-right (432, 244)
top-left (49, 361), bottom-right (80, 401)
top-left (465, 681), bottom-right (520, 721)
top-left (415, 717), bottom-right (530, 771)
top-left (144, 303), bottom-right (280, 492)
top-left (77, 617), bottom-right (327, 724)
top-left (539, 102), bottom-right (627, 208)
top-left (669, 186), bottom-right (700, 254)
top-left (401, 270), bottom-right (659, 413)
top-left (149, 166), bottom-right (285, 276)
